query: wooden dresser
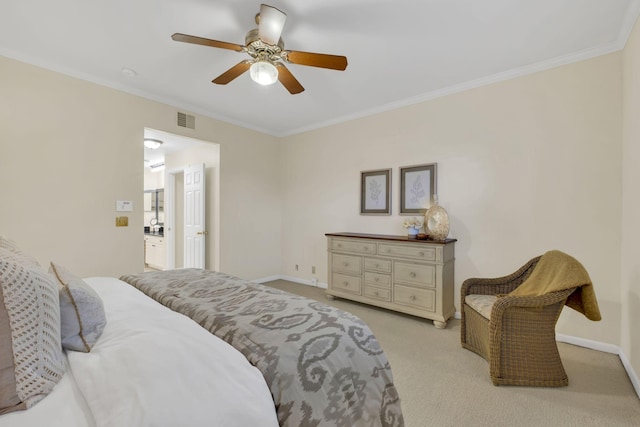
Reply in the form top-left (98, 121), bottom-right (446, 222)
top-left (325, 232), bottom-right (456, 328)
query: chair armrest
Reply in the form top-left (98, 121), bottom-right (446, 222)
top-left (491, 287), bottom-right (577, 316)
top-left (461, 256), bottom-right (541, 297)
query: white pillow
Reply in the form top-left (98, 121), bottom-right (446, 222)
top-left (49, 263), bottom-right (107, 352)
top-left (0, 260), bottom-right (65, 414)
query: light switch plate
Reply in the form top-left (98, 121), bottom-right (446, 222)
top-left (116, 200), bottom-right (133, 212)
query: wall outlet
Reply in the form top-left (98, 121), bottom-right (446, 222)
top-left (311, 277), bottom-right (318, 286)
top-left (312, 266), bottom-right (316, 274)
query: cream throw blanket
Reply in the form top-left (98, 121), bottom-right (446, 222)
top-left (508, 250), bottom-right (601, 321)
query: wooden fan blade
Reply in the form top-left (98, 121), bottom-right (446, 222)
top-left (171, 33), bottom-right (244, 52)
top-left (212, 61), bottom-right (251, 85)
top-left (285, 50), bottom-right (348, 71)
top-left (276, 63), bottom-right (304, 94)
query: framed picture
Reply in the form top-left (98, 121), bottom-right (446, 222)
top-left (360, 169), bottom-right (392, 215)
top-left (400, 163), bottom-right (437, 214)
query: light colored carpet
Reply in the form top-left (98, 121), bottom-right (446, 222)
top-left (264, 280), bottom-right (640, 427)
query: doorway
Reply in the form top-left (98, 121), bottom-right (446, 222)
top-left (143, 128), bottom-right (220, 271)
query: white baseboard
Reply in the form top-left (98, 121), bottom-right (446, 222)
top-left (254, 274), bottom-right (328, 289)
top-left (618, 349), bottom-right (640, 400)
top-left (555, 333), bottom-right (619, 354)
top-left (252, 275), bottom-right (282, 284)
top-left (556, 333), bottom-right (640, 399)
top-left (258, 276), bottom-right (639, 399)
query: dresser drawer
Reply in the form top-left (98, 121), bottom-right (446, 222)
top-left (378, 243), bottom-right (437, 261)
top-left (393, 262), bottom-right (436, 287)
top-left (332, 254), bottom-right (362, 275)
top-left (332, 273), bottom-right (362, 295)
top-left (364, 271), bottom-right (391, 288)
top-left (364, 257), bottom-right (392, 273)
top-left (394, 285), bottom-right (435, 312)
top-left (364, 285), bottom-right (391, 302)
top-left (332, 239), bottom-right (376, 255)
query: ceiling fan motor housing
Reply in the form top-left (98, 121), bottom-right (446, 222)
top-left (245, 28), bottom-right (284, 62)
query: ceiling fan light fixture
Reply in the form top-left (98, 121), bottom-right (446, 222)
top-left (249, 61), bottom-right (278, 86)
top-left (144, 138), bottom-right (163, 150)
top-left (258, 4), bottom-right (287, 45)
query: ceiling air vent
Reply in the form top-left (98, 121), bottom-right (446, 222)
top-left (177, 112), bottom-right (195, 129)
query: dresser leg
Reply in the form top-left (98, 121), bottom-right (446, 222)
top-left (326, 294), bottom-right (335, 300)
top-left (433, 320), bottom-right (447, 329)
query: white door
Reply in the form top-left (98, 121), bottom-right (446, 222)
top-left (184, 163), bottom-right (206, 268)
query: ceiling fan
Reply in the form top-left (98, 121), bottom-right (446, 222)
top-left (172, 4), bottom-right (348, 94)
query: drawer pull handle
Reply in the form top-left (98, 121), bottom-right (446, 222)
top-left (375, 264), bottom-right (380, 268)
top-left (374, 291), bottom-right (379, 296)
top-left (410, 272), bottom-right (417, 278)
top-left (410, 295), bottom-right (416, 301)
top-left (343, 262), bottom-right (349, 267)
top-left (364, 246), bottom-right (369, 251)
top-left (337, 243), bottom-right (342, 247)
top-left (419, 252), bottom-right (424, 256)
top-left (343, 281), bottom-right (349, 286)
top-left (374, 277), bottom-right (379, 282)
top-left (386, 249), bottom-right (391, 253)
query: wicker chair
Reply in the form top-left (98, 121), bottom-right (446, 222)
top-left (461, 256), bottom-right (577, 387)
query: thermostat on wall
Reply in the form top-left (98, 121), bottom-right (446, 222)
top-left (116, 200), bottom-right (133, 212)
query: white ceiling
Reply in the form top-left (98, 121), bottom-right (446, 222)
top-left (143, 128), bottom-right (206, 168)
top-left (2, 1), bottom-right (639, 137)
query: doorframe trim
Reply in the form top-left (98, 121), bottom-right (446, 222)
top-left (165, 167), bottom-right (181, 270)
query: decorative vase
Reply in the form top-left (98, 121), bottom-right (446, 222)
top-left (407, 226), bottom-right (420, 238)
top-left (424, 195), bottom-right (450, 241)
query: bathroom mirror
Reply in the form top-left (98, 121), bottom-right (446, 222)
top-left (144, 188), bottom-right (164, 223)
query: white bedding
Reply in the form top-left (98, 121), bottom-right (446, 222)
top-left (0, 277), bottom-right (279, 427)
top-left (0, 358), bottom-right (95, 427)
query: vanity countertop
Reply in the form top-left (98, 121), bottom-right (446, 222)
top-left (144, 232), bottom-right (164, 237)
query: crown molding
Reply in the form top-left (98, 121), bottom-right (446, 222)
top-left (4, 0), bottom-right (640, 139)
top-left (282, 1), bottom-right (640, 137)
top-left (281, 42), bottom-right (627, 137)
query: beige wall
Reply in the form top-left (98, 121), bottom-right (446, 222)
top-left (0, 55), bottom-right (282, 280)
top-left (0, 30), bottom-right (637, 368)
top-left (622, 16), bottom-right (640, 383)
top-left (280, 53), bottom-right (623, 345)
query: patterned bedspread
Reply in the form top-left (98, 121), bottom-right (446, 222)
top-left (120, 269), bottom-right (404, 427)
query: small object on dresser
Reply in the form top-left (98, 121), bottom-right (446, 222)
top-left (416, 233), bottom-right (428, 240)
top-left (402, 217), bottom-right (423, 238)
top-left (424, 194), bottom-right (450, 241)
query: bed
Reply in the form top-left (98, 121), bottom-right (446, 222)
top-left (0, 276), bottom-right (279, 427)
top-left (120, 269), bottom-right (404, 426)
top-left (0, 237), bottom-right (404, 427)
